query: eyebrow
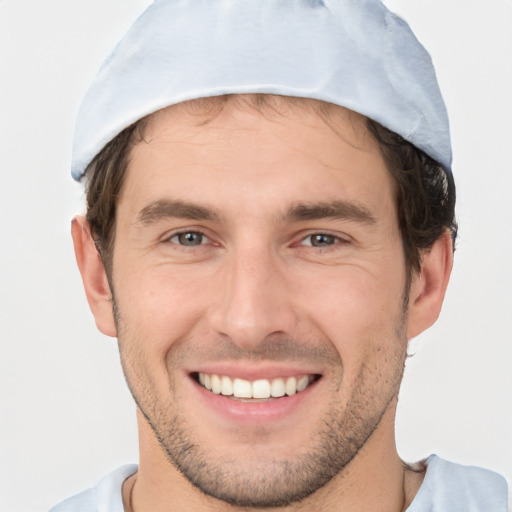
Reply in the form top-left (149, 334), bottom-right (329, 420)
top-left (136, 198), bottom-right (376, 226)
top-left (283, 201), bottom-right (376, 225)
top-left (137, 199), bottom-right (220, 225)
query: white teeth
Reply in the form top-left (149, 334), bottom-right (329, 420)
top-left (211, 374), bottom-right (222, 395)
top-left (233, 378), bottom-right (252, 398)
top-left (198, 373), bottom-right (313, 399)
top-left (285, 377), bottom-right (297, 396)
top-left (297, 376), bottom-right (309, 392)
top-left (270, 378), bottom-right (286, 398)
top-left (221, 376), bottom-right (233, 396)
top-left (252, 379), bottom-right (271, 399)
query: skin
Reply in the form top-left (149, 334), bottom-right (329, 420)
top-left (73, 97), bottom-right (453, 511)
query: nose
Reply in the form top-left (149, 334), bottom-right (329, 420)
top-left (207, 245), bottom-right (298, 351)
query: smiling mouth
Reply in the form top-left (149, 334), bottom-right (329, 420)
top-left (194, 372), bottom-right (319, 400)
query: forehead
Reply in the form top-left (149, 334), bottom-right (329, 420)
top-left (119, 95), bottom-right (394, 220)
top-left (143, 95), bottom-right (375, 147)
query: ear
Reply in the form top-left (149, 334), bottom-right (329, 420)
top-left (71, 215), bottom-right (117, 337)
top-left (407, 231), bottom-right (454, 339)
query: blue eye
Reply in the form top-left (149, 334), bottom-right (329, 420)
top-left (170, 231), bottom-right (206, 246)
top-left (304, 234), bottom-right (338, 247)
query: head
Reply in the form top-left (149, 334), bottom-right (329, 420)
top-left (73, 94), bottom-right (454, 507)
top-left (70, 0), bottom-right (456, 507)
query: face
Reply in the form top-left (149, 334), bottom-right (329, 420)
top-left (111, 99), bottom-right (410, 507)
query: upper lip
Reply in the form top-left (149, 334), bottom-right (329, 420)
top-left (187, 363), bottom-right (323, 381)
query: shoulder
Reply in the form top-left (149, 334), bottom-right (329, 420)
top-left (49, 464), bottom-right (138, 512)
top-left (408, 455), bottom-right (508, 512)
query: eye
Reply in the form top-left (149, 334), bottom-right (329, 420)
top-left (169, 231), bottom-right (209, 246)
top-left (301, 233), bottom-right (340, 247)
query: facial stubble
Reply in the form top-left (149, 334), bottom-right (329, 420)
top-left (113, 292), bottom-right (409, 509)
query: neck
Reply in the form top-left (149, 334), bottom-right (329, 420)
top-left (124, 404), bottom-right (424, 512)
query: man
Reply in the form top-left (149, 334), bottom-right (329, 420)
top-left (51, 0), bottom-right (508, 510)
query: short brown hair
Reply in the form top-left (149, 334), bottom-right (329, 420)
top-left (84, 96), bottom-right (457, 277)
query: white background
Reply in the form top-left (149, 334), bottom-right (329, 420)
top-left (0, 1), bottom-right (511, 510)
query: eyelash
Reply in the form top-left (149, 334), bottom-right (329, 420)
top-left (299, 233), bottom-right (345, 248)
top-left (167, 231), bottom-right (211, 247)
top-left (166, 230), bottom-right (347, 249)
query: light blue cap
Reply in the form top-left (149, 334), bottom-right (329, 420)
top-left (71, 0), bottom-right (452, 180)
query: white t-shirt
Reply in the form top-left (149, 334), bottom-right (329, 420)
top-left (50, 455), bottom-right (508, 511)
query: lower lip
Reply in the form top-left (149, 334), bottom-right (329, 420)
top-left (191, 377), bottom-right (320, 424)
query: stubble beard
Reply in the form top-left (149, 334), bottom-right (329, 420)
top-left (114, 294), bottom-right (409, 509)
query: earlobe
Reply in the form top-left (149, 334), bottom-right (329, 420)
top-left (407, 231), bottom-right (454, 339)
top-left (71, 215), bottom-right (117, 337)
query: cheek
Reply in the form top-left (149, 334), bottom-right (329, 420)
top-left (114, 263), bottom-right (215, 354)
top-left (113, 269), bottom-right (213, 400)
top-left (291, 265), bottom-right (407, 364)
